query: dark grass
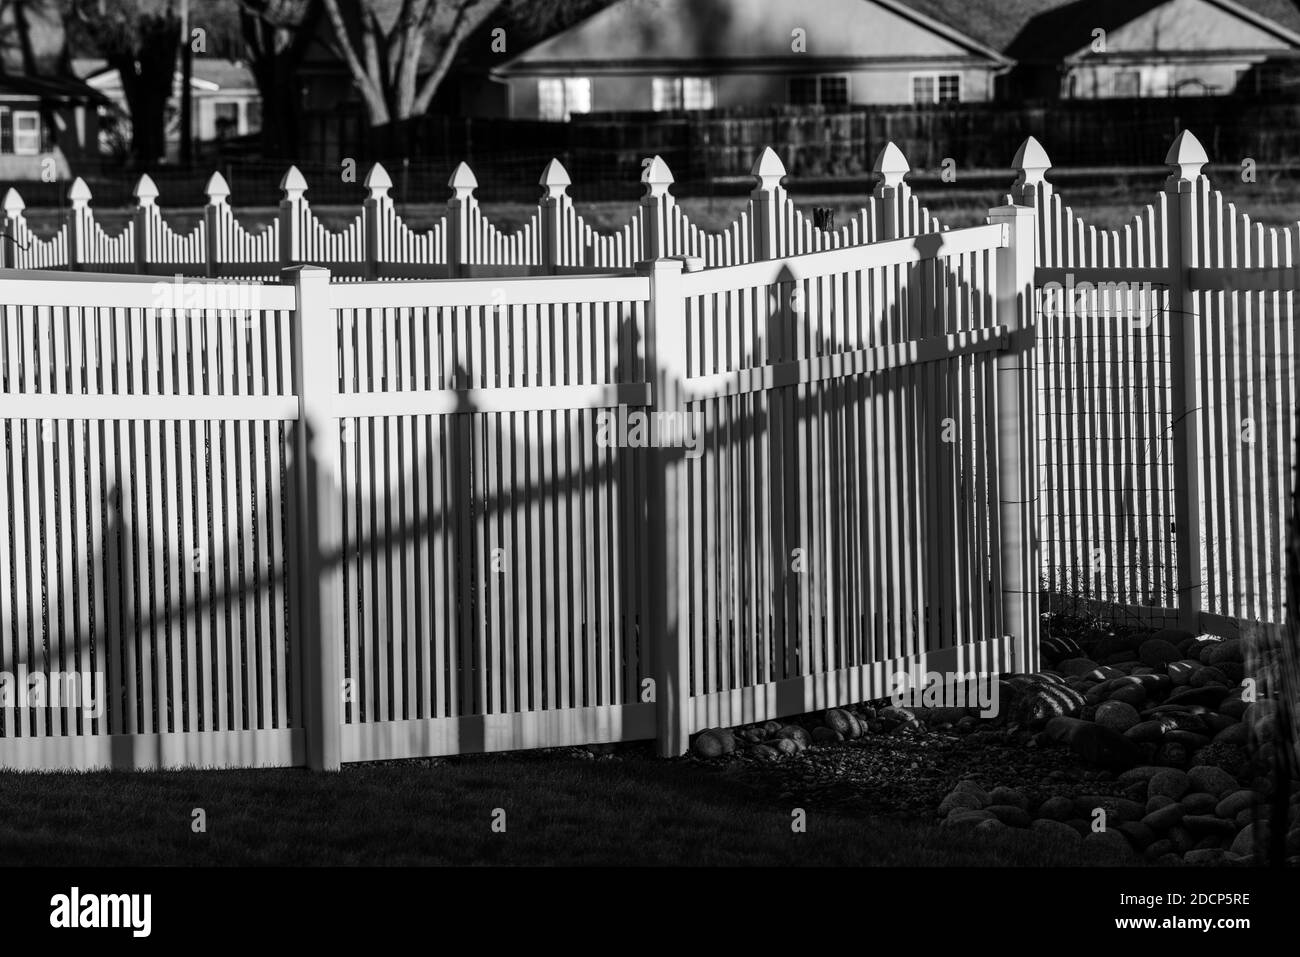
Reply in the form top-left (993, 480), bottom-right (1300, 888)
top-left (0, 749), bottom-right (1120, 866)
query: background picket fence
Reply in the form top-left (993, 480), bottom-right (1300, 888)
top-left (0, 130), bottom-right (1294, 770)
top-left (1, 146), bottom-right (938, 280)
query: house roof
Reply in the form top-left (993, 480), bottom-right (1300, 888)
top-left (74, 57), bottom-right (258, 91)
top-left (497, 0), bottom-right (1012, 76)
top-left (896, 0), bottom-right (1300, 59)
top-left (0, 72), bottom-right (109, 105)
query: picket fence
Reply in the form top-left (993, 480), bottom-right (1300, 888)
top-left (0, 129), bottom-right (1294, 771)
top-left (0, 148), bottom-right (935, 280)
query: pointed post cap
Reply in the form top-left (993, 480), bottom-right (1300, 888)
top-left (133, 173), bottom-right (159, 206)
top-left (205, 171), bottom-right (230, 204)
top-left (1165, 130), bottom-right (1208, 181)
top-left (640, 155), bottom-right (675, 198)
top-left (280, 165), bottom-right (308, 202)
top-left (750, 146), bottom-right (786, 192)
top-left (448, 161), bottom-right (478, 199)
top-left (1012, 136), bottom-right (1052, 187)
top-left (365, 162), bottom-right (392, 202)
top-left (539, 158), bottom-right (571, 199)
top-left (872, 142), bottom-right (910, 189)
top-left (3, 188), bottom-right (25, 216)
top-left (68, 176), bottom-right (91, 208)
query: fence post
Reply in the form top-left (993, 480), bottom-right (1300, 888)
top-left (538, 158), bottom-right (571, 273)
top-left (363, 162), bottom-right (391, 281)
top-left (279, 165), bottom-right (307, 270)
top-left (639, 155), bottom-right (675, 260)
top-left (132, 173), bottom-right (158, 274)
top-left (1011, 136), bottom-right (1053, 212)
top-left (1164, 130), bottom-right (1208, 634)
top-left (748, 147), bottom-right (784, 260)
top-left (2, 188), bottom-right (23, 268)
top-left (446, 162), bottom-right (477, 279)
top-left (204, 172), bottom-right (229, 278)
top-left (287, 264), bottom-right (343, 771)
top-left (66, 176), bottom-right (90, 271)
top-left (639, 256), bottom-right (693, 756)
top-left (872, 142), bottom-right (910, 240)
top-left (987, 202), bottom-right (1041, 675)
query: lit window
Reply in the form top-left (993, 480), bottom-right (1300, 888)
top-left (683, 77), bottom-right (715, 109)
top-left (538, 77), bottom-right (592, 121)
top-left (653, 77), bottom-right (715, 110)
top-left (13, 110), bottom-right (41, 154)
top-left (788, 75), bottom-right (849, 106)
top-left (1113, 71), bottom-right (1140, 97)
top-left (913, 73), bottom-right (960, 104)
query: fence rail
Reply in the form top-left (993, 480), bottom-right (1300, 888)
top-left (0, 129), bottom-right (1295, 771)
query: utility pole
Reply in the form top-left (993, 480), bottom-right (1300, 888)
top-left (180, 0), bottom-right (193, 167)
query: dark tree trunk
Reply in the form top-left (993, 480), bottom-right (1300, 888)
top-left (108, 14), bottom-right (181, 169)
top-left (242, 2), bottom-right (321, 159)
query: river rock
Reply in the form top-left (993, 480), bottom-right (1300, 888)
top-left (1188, 765), bottom-right (1239, 799)
top-left (989, 786), bottom-right (1029, 810)
top-left (1143, 803), bottom-right (1186, 830)
top-left (692, 728), bottom-right (736, 757)
top-left (1180, 792), bottom-right (1218, 815)
top-left (1031, 818), bottom-right (1082, 844)
top-left (1215, 789), bottom-right (1258, 819)
top-left (1139, 638), bottom-right (1182, 668)
top-left (1168, 660), bottom-right (1202, 685)
top-left (1069, 721), bottom-right (1142, 769)
top-left (943, 808), bottom-right (998, 828)
top-left (1149, 768), bottom-right (1191, 800)
top-left (1036, 796), bottom-right (1075, 821)
top-left (1095, 700), bottom-right (1141, 733)
top-left (1206, 639), bottom-right (1243, 665)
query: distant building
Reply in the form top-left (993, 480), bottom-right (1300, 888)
top-left (74, 58), bottom-right (262, 160)
top-left (0, 74), bottom-right (103, 179)
top-left (905, 0), bottom-right (1300, 99)
top-left (493, 0), bottom-right (1012, 118)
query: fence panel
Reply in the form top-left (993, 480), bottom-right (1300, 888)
top-left (676, 225), bottom-right (1015, 734)
top-left (326, 277), bottom-right (657, 762)
top-left (0, 273), bottom-right (303, 769)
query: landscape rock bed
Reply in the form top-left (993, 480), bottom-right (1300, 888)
top-left (686, 615), bottom-right (1299, 866)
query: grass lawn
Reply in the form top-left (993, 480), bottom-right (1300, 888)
top-left (0, 748), bottom-right (1120, 866)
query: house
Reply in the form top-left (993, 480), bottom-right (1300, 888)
top-left (903, 0), bottom-right (1300, 99)
top-left (0, 73), bottom-right (103, 179)
top-left (492, 0), bottom-right (1013, 119)
top-left (74, 58), bottom-right (262, 161)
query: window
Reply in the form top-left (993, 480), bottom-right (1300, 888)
top-left (912, 73), bottom-right (961, 104)
top-left (12, 110), bottom-right (40, 154)
top-left (214, 100), bottom-right (239, 138)
top-left (1113, 71), bottom-right (1140, 97)
top-left (652, 77), bottom-right (716, 111)
top-left (538, 77), bottom-right (591, 121)
top-left (788, 75), bottom-right (850, 106)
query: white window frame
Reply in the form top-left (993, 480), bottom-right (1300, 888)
top-left (654, 77), bottom-right (716, 111)
top-left (682, 76), bottom-right (716, 110)
top-left (538, 77), bottom-right (591, 121)
top-left (910, 72), bottom-right (962, 104)
top-left (652, 77), bottom-right (681, 111)
top-left (13, 109), bottom-right (41, 155)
